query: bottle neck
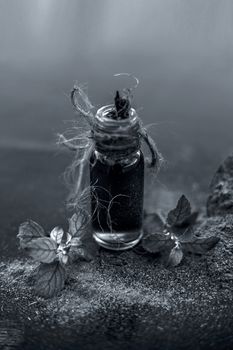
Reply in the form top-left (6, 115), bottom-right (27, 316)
top-left (92, 104), bottom-right (141, 160)
top-left (93, 149), bottom-right (142, 168)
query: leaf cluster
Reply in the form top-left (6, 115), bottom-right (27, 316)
top-left (142, 195), bottom-right (219, 266)
top-left (17, 209), bottom-right (98, 298)
top-left (17, 194), bottom-right (220, 297)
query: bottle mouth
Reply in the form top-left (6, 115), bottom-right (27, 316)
top-left (95, 104), bottom-right (138, 129)
top-left (93, 105), bottom-right (140, 154)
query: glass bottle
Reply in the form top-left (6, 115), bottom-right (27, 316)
top-left (90, 104), bottom-right (144, 251)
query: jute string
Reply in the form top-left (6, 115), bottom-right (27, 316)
top-left (58, 85), bottom-right (163, 209)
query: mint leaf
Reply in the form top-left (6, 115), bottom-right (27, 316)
top-left (181, 236), bottom-right (220, 255)
top-left (68, 228), bottom-right (99, 263)
top-left (35, 262), bottom-right (66, 298)
top-left (142, 232), bottom-right (172, 253)
top-left (167, 195), bottom-right (191, 227)
top-left (68, 210), bottom-right (98, 262)
top-left (50, 227), bottom-right (64, 244)
top-left (68, 209), bottom-right (89, 237)
top-left (18, 220), bottom-right (45, 248)
top-left (143, 212), bottom-right (164, 235)
top-left (175, 211), bottom-right (199, 227)
top-left (61, 230), bottom-right (70, 245)
top-left (142, 212), bottom-right (172, 253)
top-left (178, 227), bottom-right (195, 242)
top-left (26, 237), bottom-right (57, 263)
top-left (68, 245), bottom-right (94, 262)
top-left (167, 245), bottom-right (183, 266)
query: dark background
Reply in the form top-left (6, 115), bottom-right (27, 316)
top-left (1, 0), bottom-right (233, 168)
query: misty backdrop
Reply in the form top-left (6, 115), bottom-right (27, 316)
top-left (1, 0), bottom-right (233, 171)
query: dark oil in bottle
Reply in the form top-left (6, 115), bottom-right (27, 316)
top-left (90, 150), bottom-right (144, 250)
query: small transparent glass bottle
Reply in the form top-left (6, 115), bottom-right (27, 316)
top-left (90, 104), bottom-right (144, 250)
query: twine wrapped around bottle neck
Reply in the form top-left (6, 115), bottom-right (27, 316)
top-left (58, 85), bottom-right (163, 208)
top-left (92, 105), bottom-right (140, 159)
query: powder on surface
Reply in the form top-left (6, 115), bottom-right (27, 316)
top-left (1, 216), bottom-right (233, 350)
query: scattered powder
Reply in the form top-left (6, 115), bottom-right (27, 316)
top-left (1, 217), bottom-right (233, 349)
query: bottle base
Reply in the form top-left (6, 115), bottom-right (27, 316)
top-left (93, 230), bottom-right (143, 251)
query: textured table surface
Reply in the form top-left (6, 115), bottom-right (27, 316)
top-left (0, 148), bottom-right (233, 350)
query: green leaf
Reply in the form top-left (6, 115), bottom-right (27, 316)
top-left (50, 227), bottom-right (64, 244)
top-left (68, 229), bottom-right (99, 263)
top-left (142, 232), bottom-right (172, 253)
top-left (143, 212), bottom-right (164, 235)
top-left (68, 209), bottom-right (89, 237)
top-left (18, 220), bottom-right (45, 248)
top-left (67, 210), bottom-right (98, 262)
top-left (35, 262), bottom-right (66, 298)
top-left (26, 237), bottom-right (57, 263)
top-left (167, 245), bottom-right (184, 266)
top-left (181, 236), bottom-right (220, 255)
top-left (175, 211), bottom-right (199, 227)
top-left (178, 227), bottom-right (195, 242)
top-left (68, 245), bottom-right (94, 262)
top-left (61, 230), bottom-right (70, 245)
top-left (167, 195), bottom-right (191, 227)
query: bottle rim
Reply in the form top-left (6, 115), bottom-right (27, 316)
top-left (93, 104), bottom-right (140, 154)
top-left (94, 105), bottom-right (139, 132)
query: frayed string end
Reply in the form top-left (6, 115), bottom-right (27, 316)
top-left (59, 80), bottom-right (163, 210)
top-left (139, 126), bottom-right (164, 174)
